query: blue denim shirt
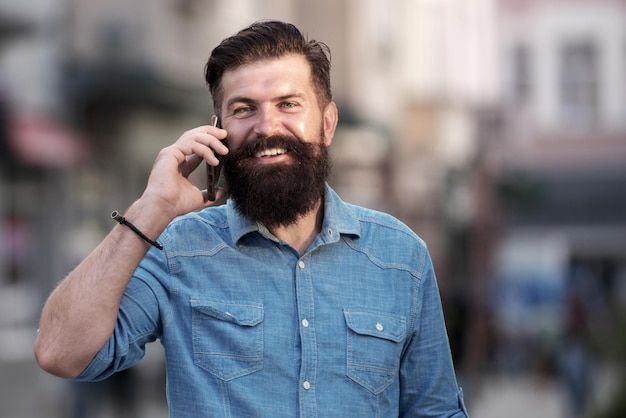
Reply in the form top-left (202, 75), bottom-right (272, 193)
top-left (77, 185), bottom-right (468, 417)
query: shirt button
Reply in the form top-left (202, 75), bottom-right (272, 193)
top-left (376, 322), bottom-right (384, 332)
top-left (298, 260), bottom-right (305, 269)
top-left (302, 319), bottom-right (309, 328)
top-left (302, 381), bottom-right (311, 390)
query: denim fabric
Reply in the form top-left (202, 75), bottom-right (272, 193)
top-left (77, 185), bottom-right (468, 417)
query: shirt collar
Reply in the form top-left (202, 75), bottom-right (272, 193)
top-left (227, 183), bottom-right (361, 246)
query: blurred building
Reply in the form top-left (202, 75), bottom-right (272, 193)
top-left (488, 0), bottom-right (626, 338)
top-left (475, 6), bottom-right (626, 415)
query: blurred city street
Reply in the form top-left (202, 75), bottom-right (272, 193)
top-left (2, 0), bottom-right (626, 417)
top-left (0, 329), bottom-right (169, 418)
top-left (0, 355), bottom-right (586, 418)
top-left (0, 363), bottom-right (617, 418)
top-left (471, 374), bottom-right (564, 418)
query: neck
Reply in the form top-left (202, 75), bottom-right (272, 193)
top-left (268, 200), bottom-right (324, 256)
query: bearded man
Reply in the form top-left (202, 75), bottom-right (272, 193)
top-left (35, 20), bottom-right (469, 418)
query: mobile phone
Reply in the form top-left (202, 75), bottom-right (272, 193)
top-left (206, 115), bottom-right (222, 201)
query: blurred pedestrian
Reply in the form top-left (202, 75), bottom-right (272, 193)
top-left (559, 293), bottom-right (591, 418)
top-left (558, 264), bottom-right (605, 418)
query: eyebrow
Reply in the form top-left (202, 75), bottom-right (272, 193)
top-left (225, 96), bottom-right (254, 109)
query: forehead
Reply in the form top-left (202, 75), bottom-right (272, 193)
top-left (220, 54), bottom-right (315, 102)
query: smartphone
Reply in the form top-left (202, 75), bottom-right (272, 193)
top-left (206, 115), bottom-right (222, 201)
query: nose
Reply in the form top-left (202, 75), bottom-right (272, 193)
top-left (253, 106), bottom-right (281, 138)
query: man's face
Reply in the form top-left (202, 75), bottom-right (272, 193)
top-left (218, 54), bottom-right (338, 227)
top-left (219, 54), bottom-right (336, 153)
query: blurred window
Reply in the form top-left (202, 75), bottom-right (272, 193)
top-left (559, 43), bottom-right (599, 131)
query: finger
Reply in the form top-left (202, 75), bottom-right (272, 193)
top-left (168, 137), bottom-right (225, 169)
top-left (175, 125), bottom-right (225, 149)
top-left (194, 132), bottom-right (229, 155)
top-left (184, 124), bottom-right (228, 138)
top-left (188, 126), bottom-right (228, 148)
top-left (177, 126), bottom-right (228, 154)
top-left (189, 141), bottom-right (227, 166)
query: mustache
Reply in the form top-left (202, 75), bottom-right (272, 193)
top-left (224, 135), bottom-right (314, 162)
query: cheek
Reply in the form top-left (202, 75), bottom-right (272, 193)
top-left (222, 124), bottom-right (248, 150)
top-left (293, 120), bottom-right (307, 139)
top-left (289, 114), bottom-right (322, 143)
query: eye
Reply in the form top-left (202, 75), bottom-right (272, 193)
top-left (280, 101), bottom-right (298, 110)
top-left (233, 106), bottom-right (254, 117)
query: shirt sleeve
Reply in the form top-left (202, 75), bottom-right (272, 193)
top-left (399, 251), bottom-right (470, 417)
top-left (74, 247), bottom-right (168, 382)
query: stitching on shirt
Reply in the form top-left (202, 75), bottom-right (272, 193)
top-left (166, 242), bottom-right (231, 258)
top-left (342, 238), bottom-right (422, 279)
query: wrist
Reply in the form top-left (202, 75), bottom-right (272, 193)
top-left (120, 197), bottom-right (174, 241)
top-left (111, 211), bottom-right (163, 250)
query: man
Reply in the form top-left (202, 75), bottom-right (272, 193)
top-left (35, 20), bottom-right (469, 417)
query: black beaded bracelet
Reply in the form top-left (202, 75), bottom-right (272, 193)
top-left (111, 211), bottom-right (163, 250)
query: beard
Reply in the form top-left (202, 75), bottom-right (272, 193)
top-left (222, 133), bottom-right (331, 229)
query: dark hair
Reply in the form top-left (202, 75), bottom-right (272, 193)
top-left (204, 20), bottom-right (332, 115)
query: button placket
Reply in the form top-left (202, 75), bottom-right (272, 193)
top-left (294, 254), bottom-right (317, 416)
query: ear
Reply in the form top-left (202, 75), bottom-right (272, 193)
top-left (322, 101), bottom-right (338, 146)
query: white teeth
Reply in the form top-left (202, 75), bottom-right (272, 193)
top-left (255, 148), bottom-right (287, 158)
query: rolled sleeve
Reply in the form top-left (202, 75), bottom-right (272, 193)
top-left (399, 255), bottom-right (469, 417)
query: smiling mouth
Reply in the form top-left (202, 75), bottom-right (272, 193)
top-left (255, 147), bottom-right (288, 158)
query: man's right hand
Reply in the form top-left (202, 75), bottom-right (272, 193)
top-left (142, 124), bottom-right (229, 221)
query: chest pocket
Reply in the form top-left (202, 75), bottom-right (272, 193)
top-left (191, 299), bottom-right (264, 381)
top-left (344, 310), bottom-right (407, 394)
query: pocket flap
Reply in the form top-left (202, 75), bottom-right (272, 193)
top-left (343, 310), bottom-right (406, 343)
top-left (191, 299), bottom-right (264, 327)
